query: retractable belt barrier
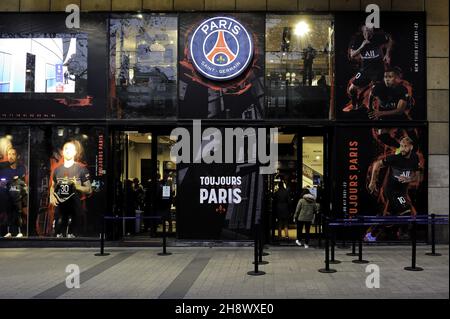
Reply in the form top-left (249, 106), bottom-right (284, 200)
top-left (95, 215), bottom-right (170, 257)
top-left (318, 214), bottom-right (448, 273)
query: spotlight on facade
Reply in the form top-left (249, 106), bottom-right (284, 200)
top-left (57, 128), bottom-right (64, 137)
top-left (294, 21), bottom-right (310, 37)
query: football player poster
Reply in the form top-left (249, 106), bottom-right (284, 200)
top-left (334, 12), bottom-right (426, 121)
top-left (178, 13), bottom-right (265, 119)
top-left (334, 126), bottom-right (428, 242)
top-left (30, 127), bottom-right (105, 238)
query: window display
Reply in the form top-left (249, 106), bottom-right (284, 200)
top-left (266, 15), bottom-right (334, 119)
top-left (109, 14), bottom-right (178, 119)
top-left (0, 128), bottom-right (29, 238)
top-left (30, 127), bottom-right (105, 238)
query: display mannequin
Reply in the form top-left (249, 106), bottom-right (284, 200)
top-left (1, 148), bottom-right (27, 238)
top-left (50, 141), bottom-right (91, 238)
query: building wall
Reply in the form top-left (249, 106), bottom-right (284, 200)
top-left (1, 0), bottom-right (448, 241)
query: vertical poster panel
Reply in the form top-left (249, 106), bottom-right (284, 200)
top-left (29, 126), bottom-right (106, 238)
top-left (0, 14), bottom-right (107, 120)
top-left (334, 126), bottom-right (428, 241)
top-left (0, 128), bottom-right (29, 238)
top-left (179, 13), bottom-right (265, 119)
top-left (335, 12), bottom-right (426, 121)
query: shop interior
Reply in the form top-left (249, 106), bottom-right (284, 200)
top-left (266, 132), bottom-right (325, 243)
top-left (111, 130), bottom-right (177, 240)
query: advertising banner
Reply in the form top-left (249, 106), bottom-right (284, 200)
top-left (334, 126), bottom-right (427, 241)
top-left (335, 12), bottom-right (426, 121)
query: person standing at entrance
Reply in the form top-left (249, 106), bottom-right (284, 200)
top-left (273, 181), bottom-right (290, 240)
top-left (293, 190), bottom-right (317, 248)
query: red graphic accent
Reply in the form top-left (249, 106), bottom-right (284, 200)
top-left (206, 31), bottom-right (236, 64)
top-left (54, 96), bottom-right (93, 107)
top-left (216, 205), bottom-right (227, 214)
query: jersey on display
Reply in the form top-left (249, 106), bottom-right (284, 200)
top-left (383, 153), bottom-right (419, 194)
top-left (53, 163), bottom-right (90, 203)
top-left (0, 165), bottom-right (26, 182)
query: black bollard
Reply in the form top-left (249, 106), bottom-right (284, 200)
top-left (405, 220), bottom-right (423, 271)
top-left (329, 230), bottom-right (341, 264)
top-left (425, 214), bottom-right (441, 257)
top-left (158, 217), bottom-right (172, 256)
top-left (346, 240), bottom-right (358, 257)
top-left (95, 216), bottom-right (110, 256)
top-left (352, 236), bottom-right (369, 264)
top-left (255, 220), bottom-right (269, 265)
top-left (248, 223), bottom-right (265, 276)
top-left (319, 219), bottom-right (337, 273)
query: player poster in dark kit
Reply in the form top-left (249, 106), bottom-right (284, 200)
top-left (334, 126), bottom-right (428, 242)
top-left (334, 12), bottom-right (426, 121)
top-left (29, 127), bottom-right (106, 238)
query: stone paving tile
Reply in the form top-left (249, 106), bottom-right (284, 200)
top-left (0, 246), bottom-right (448, 299)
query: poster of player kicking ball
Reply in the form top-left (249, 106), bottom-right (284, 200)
top-left (334, 12), bottom-right (426, 121)
top-left (335, 126), bottom-right (428, 242)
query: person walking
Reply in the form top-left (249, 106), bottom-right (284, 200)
top-left (273, 181), bottom-right (290, 240)
top-left (293, 190), bottom-right (318, 248)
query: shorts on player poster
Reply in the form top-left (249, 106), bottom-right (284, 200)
top-left (0, 128), bottom-right (29, 238)
top-left (29, 126), bottom-right (106, 238)
top-left (178, 13), bottom-right (265, 119)
top-left (334, 126), bottom-right (427, 242)
top-left (334, 12), bottom-right (425, 121)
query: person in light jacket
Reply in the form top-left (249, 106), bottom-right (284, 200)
top-left (293, 191), bottom-right (317, 248)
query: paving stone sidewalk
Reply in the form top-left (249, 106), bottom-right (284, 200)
top-left (0, 246), bottom-right (448, 299)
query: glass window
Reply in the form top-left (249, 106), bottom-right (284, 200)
top-left (109, 14), bottom-right (178, 119)
top-left (0, 52), bottom-right (11, 92)
top-left (0, 127), bottom-right (29, 238)
top-left (29, 126), bottom-right (105, 238)
top-left (266, 15), bottom-right (334, 119)
top-left (302, 136), bottom-right (324, 190)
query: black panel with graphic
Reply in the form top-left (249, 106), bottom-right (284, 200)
top-left (0, 13), bottom-right (107, 120)
top-left (179, 13), bottom-right (265, 119)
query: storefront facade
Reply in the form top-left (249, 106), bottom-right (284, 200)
top-left (0, 6), bottom-right (436, 243)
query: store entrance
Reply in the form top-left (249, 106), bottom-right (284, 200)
top-left (110, 130), bottom-right (176, 241)
top-left (266, 130), bottom-right (326, 245)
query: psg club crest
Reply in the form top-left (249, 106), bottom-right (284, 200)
top-left (190, 16), bottom-right (254, 81)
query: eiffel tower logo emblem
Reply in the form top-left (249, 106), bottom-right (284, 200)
top-left (206, 31), bottom-right (237, 65)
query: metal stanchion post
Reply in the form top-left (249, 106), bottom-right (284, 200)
top-left (352, 234), bottom-right (369, 264)
top-left (255, 220), bottom-right (269, 265)
top-left (347, 240), bottom-right (358, 257)
top-left (426, 214), bottom-right (441, 257)
top-left (405, 220), bottom-right (423, 271)
top-left (158, 216), bottom-right (171, 256)
top-left (248, 223), bottom-right (265, 276)
top-left (329, 228), bottom-right (341, 264)
top-left (95, 215), bottom-right (110, 256)
top-left (319, 218), bottom-right (336, 273)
